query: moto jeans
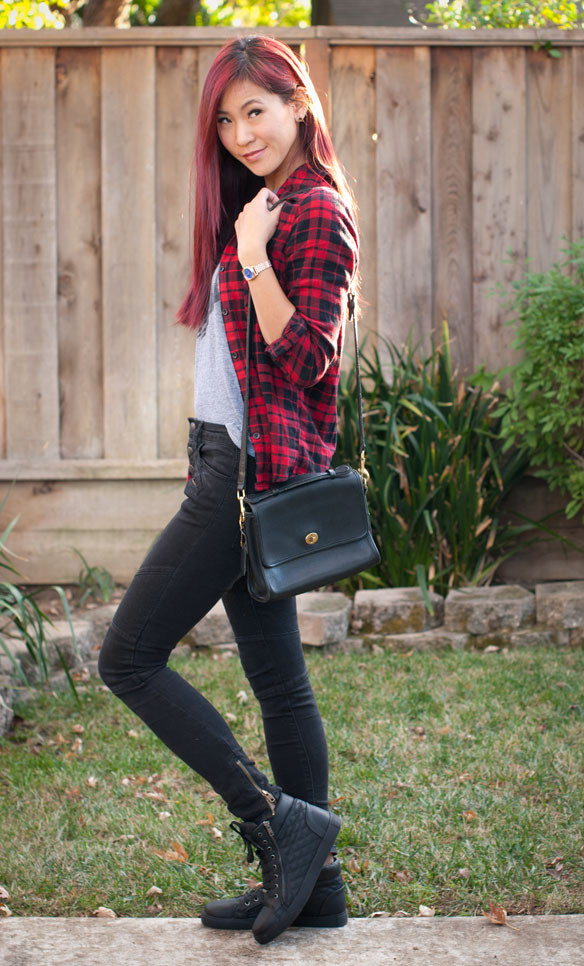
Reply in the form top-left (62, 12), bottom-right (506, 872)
top-left (98, 420), bottom-right (330, 822)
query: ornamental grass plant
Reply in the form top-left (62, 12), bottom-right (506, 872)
top-left (336, 324), bottom-right (532, 597)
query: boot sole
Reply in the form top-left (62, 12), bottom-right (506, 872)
top-left (252, 810), bottom-right (341, 946)
top-left (200, 906), bottom-right (348, 930)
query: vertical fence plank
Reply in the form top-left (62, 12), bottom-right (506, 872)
top-left (0, 49), bottom-right (5, 459)
top-left (57, 47), bottom-right (103, 459)
top-left (527, 48), bottom-right (572, 270)
top-left (432, 47), bottom-right (473, 373)
top-left (304, 37), bottom-right (331, 128)
top-left (572, 48), bottom-right (584, 241)
top-left (102, 47), bottom-right (157, 460)
top-left (156, 47), bottom-right (198, 459)
top-left (2, 48), bottom-right (59, 459)
top-left (472, 47), bottom-right (527, 377)
top-left (376, 46), bottom-right (432, 354)
top-left (331, 46), bottom-right (377, 349)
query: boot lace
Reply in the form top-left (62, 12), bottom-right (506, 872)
top-left (230, 820), bottom-right (280, 900)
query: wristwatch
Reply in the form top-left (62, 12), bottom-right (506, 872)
top-left (242, 260), bottom-right (272, 281)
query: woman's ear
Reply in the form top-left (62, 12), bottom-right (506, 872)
top-left (292, 86), bottom-right (309, 123)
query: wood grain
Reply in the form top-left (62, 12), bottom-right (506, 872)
top-left (572, 47), bottom-right (584, 240)
top-left (472, 47), bottom-right (527, 378)
top-left (432, 47), bottom-right (473, 374)
top-left (331, 46), bottom-right (377, 356)
top-left (56, 47), bottom-right (103, 459)
top-left (2, 48), bottom-right (60, 460)
top-left (375, 46), bottom-right (432, 356)
top-left (156, 47), bottom-right (198, 459)
top-left (101, 47), bottom-right (157, 460)
top-left (304, 37), bottom-right (331, 128)
top-left (527, 48), bottom-right (572, 271)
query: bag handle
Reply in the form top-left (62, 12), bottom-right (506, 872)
top-left (237, 191), bottom-right (368, 534)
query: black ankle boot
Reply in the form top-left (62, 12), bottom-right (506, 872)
top-left (228, 792), bottom-right (341, 945)
top-left (200, 857), bottom-right (348, 930)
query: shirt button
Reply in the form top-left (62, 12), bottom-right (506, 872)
top-left (219, 265), bottom-right (225, 272)
top-left (231, 352), bottom-right (239, 360)
top-left (252, 432), bottom-right (261, 440)
top-left (222, 307), bottom-right (228, 316)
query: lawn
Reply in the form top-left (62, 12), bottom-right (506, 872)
top-left (0, 645), bottom-right (583, 919)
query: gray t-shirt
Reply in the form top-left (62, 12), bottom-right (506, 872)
top-left (194, 265), bottom-right (254, 455)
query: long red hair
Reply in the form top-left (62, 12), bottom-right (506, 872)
top-left (176, 34), bottom-right (356, 330)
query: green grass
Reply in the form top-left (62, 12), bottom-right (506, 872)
top-left (1, 646), bottom-right (583, 919)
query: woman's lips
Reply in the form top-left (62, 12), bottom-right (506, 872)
top-left (243, 148), bottom-right (266, 162)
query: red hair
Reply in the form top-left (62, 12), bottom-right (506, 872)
top-left (176, 34), bottom-right (356, 330)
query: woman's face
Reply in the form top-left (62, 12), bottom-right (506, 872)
top-left (217, 79), bottom-right (306, 191)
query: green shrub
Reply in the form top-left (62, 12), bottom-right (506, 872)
top-left (336, 323), bottom-right (532, 597)
top-left (421, 0), bottom-right (583, 30)
top-left (495, 239), bottom-right (584, 520)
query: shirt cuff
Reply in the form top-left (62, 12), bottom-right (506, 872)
top-left (265, 312), bottom-right (305, 359)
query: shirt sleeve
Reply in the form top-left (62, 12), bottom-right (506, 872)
top-left (264, 188), bottom-right (359, 389)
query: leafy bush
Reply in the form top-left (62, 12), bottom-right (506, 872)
top-left (335, 323), bottom-right (533, 597)
top-left (495, 239), bottom-right (584, 520)
top-left (0, 488), bottom-right (77, 693)
top-left (421, 0), bottom-right (584, 30)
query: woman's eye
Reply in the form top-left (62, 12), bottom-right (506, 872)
top-left (249, 109), bottom-right (262, 117)
top-left (217, 116), bottom-right (230, 125)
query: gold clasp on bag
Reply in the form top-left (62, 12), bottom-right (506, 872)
top-left (359, 451), bottom-right (370, 490)
top-left (237, 489), bottom-right (246, 547)
top-left (305, 532), bottom-right (319, 545)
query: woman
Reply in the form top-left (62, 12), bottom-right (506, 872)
top-left (98, 35), bottom-right (359, 946)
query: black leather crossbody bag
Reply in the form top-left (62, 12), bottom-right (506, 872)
top-left (236, 199), bottom-right (380, 602)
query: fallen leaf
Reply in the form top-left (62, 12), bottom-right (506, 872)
top-left (71, 737), bottom-right (83, 755)
top-left (462, 810), bottom-right (477, 821)
top-left (225, 712), bottom-right (237, 723)
top-left (236, 690), bottom-right (249, 704)
top-left (92, 906), bottom-right (117, 918)
top-left (151, 841), bottom-right (188, 863)
top-left (65, 786), bottom-right (81, 799)
top-left (393, 870), bottom-right (411, 884)
top-left (368, 911), bottom-right (390, 918)
top-left (143, 791), bottom-right (167, 802)
top-left (72, 668), bottom-right (90, 683)
top-left (0, 904), bottom-right (12, 917)
top-left (210, 827), bottom-right (223, 840)
top-left (72, 724), bottom-right (84, 734)
top-left (146, 886), bottom-right (163, 897)
top-left (482, 902), bottom-right (520, 931)
top-left (400, 649), bottom-right (415, 658)
top-left (438, 724), bottom-right (451, 735)
top-left (411, 725), bottom-right (426, 736)
top-left (55, 732), bottom-right (66, 744)
top-left (328, 796), bottom-right (345, 806)
top-left (158, 811), bottom-right (172, 821)
top-left (371, 644), bottom-right (383, 655)
top-left (0, 886), bottom-right (9, 900)
top-left (86, 775), bottom-right (98, 788)
top-left (146, 902), bottom-right (163, 914)
top-left (127, 729), bottom-right (140, 739)
top-left (245, 877), bottom-right (262, 890)
top-left (419, 905), bottom-right (435, 917)
top-left (458, 867), bottom-right (471, 879)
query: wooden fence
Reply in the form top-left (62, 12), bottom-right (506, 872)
top-left (1, 26), bottom-right (583, 582)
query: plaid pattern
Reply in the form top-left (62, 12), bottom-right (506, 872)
top-left (217, 163), bottom-right (359, 491)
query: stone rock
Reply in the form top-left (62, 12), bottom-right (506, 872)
top-left (444, 586), bottom-right (535, 634)
top-left (366, 630), bottom-right (469, 653)
top-left (535, 581), bottom-right (584, 629)
top-left (17, 620), bottom-right (95, 678)
top-left (297, 592), bottom-right (352, 646)
top-left (473, 627), bottom-right (561, 650)
top-left (79, 603), bottom-right (119, 647)
top-left (353, 588), bottom-right (444, 635)
top-left (186, 600), bottom-right (235, 648)
top-left (0, 685), bottom-right (14, 737)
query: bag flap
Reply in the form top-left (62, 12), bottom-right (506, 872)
top-left (245, 467), bottom-right (371, 567)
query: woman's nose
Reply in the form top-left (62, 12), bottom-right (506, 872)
top-left (235, 122), bottom-right (254, 146)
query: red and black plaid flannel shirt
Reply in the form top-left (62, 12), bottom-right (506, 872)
top-left (216, 162), bottom-right (359, 491)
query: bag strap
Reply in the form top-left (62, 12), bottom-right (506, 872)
top-left (236, 191), bottom-right (368, 533)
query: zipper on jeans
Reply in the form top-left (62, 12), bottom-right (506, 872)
top-left (236, 760), bottom-right (276, 816)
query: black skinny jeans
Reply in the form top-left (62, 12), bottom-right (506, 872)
top-left (98, 420), bottom-right (329, 823)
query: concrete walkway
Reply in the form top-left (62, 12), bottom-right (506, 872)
top-left (1, 915), bottom-right (583, 966)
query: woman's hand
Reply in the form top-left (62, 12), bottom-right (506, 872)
top-left (235, 187), bottom-right (281, 267)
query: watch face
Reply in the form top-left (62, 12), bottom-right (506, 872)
top-left (243, 267), bottom-right (254, 280)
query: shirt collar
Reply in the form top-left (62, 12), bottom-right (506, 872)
top-left (275, 161), bottom-right (330, 197)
